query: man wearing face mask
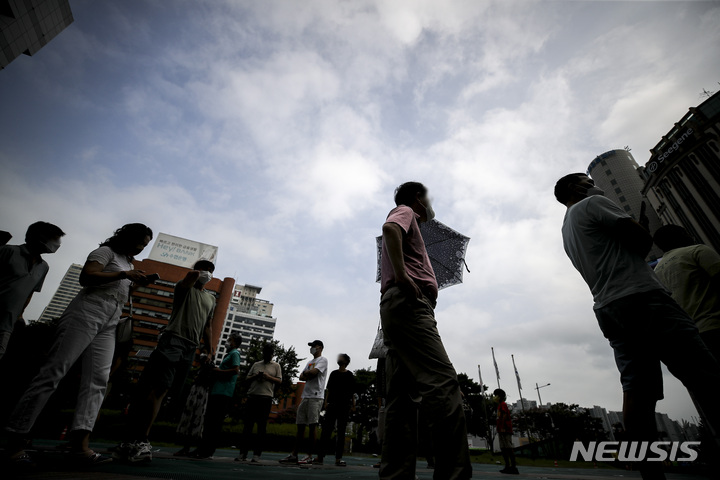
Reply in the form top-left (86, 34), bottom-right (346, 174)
top-left (555, 173), bottom-right (720, 480)
top-left (379, 182), bottom-right (471, 480)
top-left (116, 259), bottom-right (217, 463)
top-left (279, 340), bottom-right (327, 465)
top-left (0, 221), bottom-right (65, 361)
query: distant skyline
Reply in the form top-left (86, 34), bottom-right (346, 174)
top-left (2, 0), bottom-right (719, 424)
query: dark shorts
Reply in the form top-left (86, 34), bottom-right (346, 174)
top-left (142, 333), bottom-right (198, 390)
top-left (594, 289), bottom-right (701, 401)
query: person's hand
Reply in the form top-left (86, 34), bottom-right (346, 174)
top-left (323, 402), bottom-right (328, 411)
top-left (351, 405), bottom-right (356, 413)
top-left (396, 272), bottom-right (422, 298)
top-left (126, 270), bottom-right (147, 284)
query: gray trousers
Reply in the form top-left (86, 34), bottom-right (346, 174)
top-left (379, 286), bottom-right (472, 480)
top-left (6, 292), bottom-right (120, 434)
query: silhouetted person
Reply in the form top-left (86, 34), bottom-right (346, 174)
top-left (0, 230), bottom-right (11, 246)
top-left (317, 353), bottom-right (355, 466)
top-left (0, 222), bottom-right (64, 360)
top-left (379, 182), bottom-right (471, 480)
top-left (653, 225), bottom-right (720, 360)
top-left (279, 340), bottom-right (328, 465)
top-left (173, 349), bottom-right (214, 457)
top-left (493, 389), bottom-right (518, 475)
top-left (115, 259), bottom-right (217, 463)
top-left (5, 223), bottom-right (152, 465)
top-left (237, 342), bottom-right (282, 462)
top-left (555, 173), bottom-right (720, 479)
top-left (193, 332), bottom-right (242, 459)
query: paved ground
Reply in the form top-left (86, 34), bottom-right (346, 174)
top-left (4, 442), bottom-right (711, 480)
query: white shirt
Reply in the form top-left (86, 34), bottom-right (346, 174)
top-left (300, 355), bottom-right (328, 399)
top-left (562, 196), bottom-right (666, 309)
top-left (83, 246), bottom-right (134, 303)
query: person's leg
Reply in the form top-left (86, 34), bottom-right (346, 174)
top-left (240, 397), bottom-right (258, 459)
top-left (318, 406), bottom-right (337, 461)
top-left (6, 300), bottom-right (101, 441)
top-left (501, 447), bottom-right (510, 468)
top-left (198, 395), bottom-right (231, 456)
top-left (293, 424), bottom-right (306, 457)
top-left (335, 410), bottom-right (348, 460)
top-left (308, 423), bottom-right (317, 458)
top-left (69, 320), bottom-right (116, 454)
top-left (254, 396), bottom-right (272, 457)
top-left (381, 287), bottom-right (471, 480)
top-left (379, 348), bottom-right (419, 480)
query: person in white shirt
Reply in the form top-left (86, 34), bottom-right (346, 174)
top-left (279, 339), bottom-right (327, 465)
top-left (555, 173), bottom-right (720, 479)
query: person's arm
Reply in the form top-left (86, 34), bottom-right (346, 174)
top-left (615, 218), bottom-right (653, 257)
top-left (202, 308), bottom-right (214, 359)
top-left (178, 270), bottom-right (201, 289)
top-left (300, 367), bottom-right (320, 380)
top-left (18, 293), bottom-right (34, 321)
top-left (80, 260), bottom-right (146, 286)
top-left (214, 351), bottom-right (240, 378)
top-left (262, 365), bottom-right (282, 385)
top-left (382, 222), bottom-right (422, 298)
top-left (695, 245), bottom-right (720, 279)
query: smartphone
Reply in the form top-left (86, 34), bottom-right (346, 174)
top-left (146, 273), bottom-right (160, 283)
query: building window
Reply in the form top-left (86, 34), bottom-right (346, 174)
top-left (619, 196), bottom-right (626, 203)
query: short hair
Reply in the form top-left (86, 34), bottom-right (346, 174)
top-left (100, 223), bottom-right (153, 254)
top-left (339, 353), bottom-right (351, 365)
top-left (653, 225), bottom-right (694, 252)
top-left (554, 173), bottom-right (587, 205)
top-left (493, 388), bottom-right (507, 399)
top-left (229, 331), bottom-right (242, 343)
top-left (394, 182), bottom-right (427, 207)
top-left (25, 222), bottom-right (65, 243)
top-left (262, 343), bottom-right (275, 355)
top-left (194, 259), bottom-right (215, 272)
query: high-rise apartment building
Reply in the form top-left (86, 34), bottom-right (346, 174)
top-left (0, 0), bottom-right (73, 69)
top-left (215, 284), bottom-right (277, 364)
top-left (641, 91), bottom-right (720, 252)
top-left (587, 149), bottom-right (663, 260)
top-left (38, 263), bottom-right (82, 322)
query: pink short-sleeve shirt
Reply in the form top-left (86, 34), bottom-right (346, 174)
top-left (381, 206), bottom-right (438, 300)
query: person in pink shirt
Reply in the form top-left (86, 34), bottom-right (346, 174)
top-left (379, 182), bottom-right (471, 480)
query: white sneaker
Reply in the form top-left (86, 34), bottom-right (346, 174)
top-left (128, 441), bottom-right (153, 463)
top-left (251, 455), bottom-right (261, 462)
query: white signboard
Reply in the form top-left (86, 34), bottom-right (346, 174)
top-left (147, 233), bottom-right (218, 268)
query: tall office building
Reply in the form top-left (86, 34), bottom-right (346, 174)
top-left (0, 0), bottom-right (73, 69)
top-left (587, 149), bottom-right (664, 260)
top-left (38, 263), bottom-right (82, 322)
top-left (122, 234), bottom-right (234, 378)
top-left (641, 91), bottom-right (720, 252)
top-left (215, 284), bottom-right (277, 364)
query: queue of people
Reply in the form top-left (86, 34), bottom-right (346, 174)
top-left (1, 176), bottom-right (719, 480)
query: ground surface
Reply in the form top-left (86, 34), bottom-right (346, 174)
top-left (3, 441), bottom-right (711, 480)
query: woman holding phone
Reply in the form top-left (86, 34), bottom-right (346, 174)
top-left (6, 223), bottom-right (154, 465)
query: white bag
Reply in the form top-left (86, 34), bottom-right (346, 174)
top-left (369, 322), bottom-right (389, 359)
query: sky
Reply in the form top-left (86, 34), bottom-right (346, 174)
top-left (1, 0), bottom-right (718, 424)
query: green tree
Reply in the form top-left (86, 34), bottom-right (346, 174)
top-left (457, 373), bottom-right (495, 451)
top-left (350, 368), bottom-right (379, 448)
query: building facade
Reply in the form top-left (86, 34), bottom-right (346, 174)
top-left (38, 263), bottom-right (82, 322)
top-left (588, 149), bottom-right (663, 260)
top-left (125, 258), bottom-right (235, 377)
top-left (215, 284), bottom-right (277, 364)
top-left (641, 91), bottom-right (720, 252)
top-left (0, 0), bottom-right (73, 69)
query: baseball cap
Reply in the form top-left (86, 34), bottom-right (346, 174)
top-left (308, 340), bottom-right (324, 348)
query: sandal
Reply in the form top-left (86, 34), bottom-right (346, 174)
top-left (335, 459), bottom-right (347, 467)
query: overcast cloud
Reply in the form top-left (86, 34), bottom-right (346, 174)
top-left (2, 0), bottom-right (719, 424)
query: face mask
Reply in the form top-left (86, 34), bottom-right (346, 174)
top-left (197, 270), bottom-right (213, 285)
top-left (310, 347), bottom-right (317, 355)
top-left (42, 239), bottom-right (62, 254)
top-left (584, 186), bottom-right (605, 197)
top-left (422, 199), bottom-right (436, 221)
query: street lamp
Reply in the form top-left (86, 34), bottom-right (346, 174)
top-left (535, 382), bottom-right (551, 406)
